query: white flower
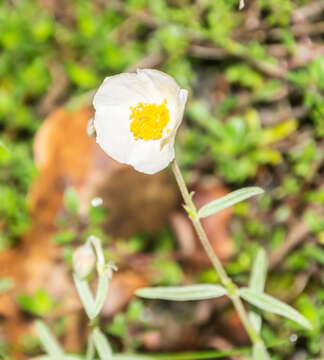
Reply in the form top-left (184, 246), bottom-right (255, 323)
top-left (93, 69), bottom-right (188, 174)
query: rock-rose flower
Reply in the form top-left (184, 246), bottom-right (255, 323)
top-left (93, 69), bottom-right (188, 174)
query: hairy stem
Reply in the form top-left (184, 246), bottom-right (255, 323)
top-left (171, 159), bottom-right (261, 345)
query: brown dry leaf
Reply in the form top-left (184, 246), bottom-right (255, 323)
top-left (100, 167), bottom-right (179, 237)
top-left (0, 106), bottom-right (117, 349)
top-left (0, 291), bottom-right (17, 318)
top-left (1, 104), bottom-right (179, 354)
top-left (218, 310), bottom-right (249, 345)
top-left (63, 312), bottom-right (87, 353)
top-left (208, 336), bottom-right (243, 360)
top-left (143, 330), bottom-right (162, 351)
top-left (31, 106), bottom-right (178, 235)
top-left (195, 181), bottom-right (234, 262)
top-left (101, 270), bottom-right (148, 317)
top-left (30, 106), bottom-right (122, 223)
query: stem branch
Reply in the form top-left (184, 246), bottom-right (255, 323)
top-left (171, 160), bottom-right (261, 345)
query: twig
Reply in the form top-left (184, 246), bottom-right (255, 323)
top-left (191, 38), bottom-right (288, 78)
top-left (259, 105), bottom-right (308, 126)
top-left (126, 51), bottom-right (163, 72)
top-left (189, 44), bottom-right (227, 59)
top-left (270, 21), bottom-right (324, 39)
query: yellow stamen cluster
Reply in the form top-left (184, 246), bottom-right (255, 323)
top-left (130, 99), bottom-right (170, 141)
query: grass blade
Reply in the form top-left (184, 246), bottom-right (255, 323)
top-left (112, 347), bottom-right (250, 359)
top-left (30, 357), bottom-right (80, 360)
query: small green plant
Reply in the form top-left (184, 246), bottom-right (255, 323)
top-left (32, 236), bottom-right (249, 360)
top-left (33, 236), bottom-right (116, 360)
top-left (181, 101), bottom-right (296, 182)
top-left (31, 186), bottom-right (313, 360)
top-left (54, 187), bottom-right (108, 268)
top-left (136, 168), bottom-right (312, 360)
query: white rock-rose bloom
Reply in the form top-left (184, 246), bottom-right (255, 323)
top-left (93, 69), bottom-right (188, 174)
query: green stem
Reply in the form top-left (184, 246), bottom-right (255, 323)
top-left (86, 333), bottom-right (95, 360)
top-left (171, 160), bottom-right (261, 345)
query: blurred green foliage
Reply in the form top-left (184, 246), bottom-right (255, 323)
top-left (107, 299), bottom-right (145, 350)
top-left (0, 141), bottom-right (35, 247)
top-left (55, 187), bottom-right (109, 268)
top-left (181, 102), bottom-right (297, 182)
top-left (16, 288), bottom-right (55, 316)
top-left (288, 57), bottom-right (324, 137)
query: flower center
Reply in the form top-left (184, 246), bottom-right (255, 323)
top-left (130, 99), bottom-right (170, 141)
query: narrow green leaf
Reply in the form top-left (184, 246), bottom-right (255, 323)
top-left (93, 273), bottom-right (110, 318)
top-left (112, 347), bottom-right (249, 360)
top-left (92, 327), bottom-right (112, 360)
top-left (73, 273), bottom-right (95, 319)
top-left (252, 342), bottom-right (270, 360)
top-left (249, 248), bottom-right (267, 333)
top-left (249, 311), bottom-right (262, 335)
top-left (198, 187), bottom-right (264, 218)
top-left (30, 348), bottom-right (252, 360)
top-left (30, 350), bottom-right (251, 360)
top-left (34, 320), bottom-right (65, 359)
top-left (239, 288), bottom-right (313, 330)
top-left (250, 248), bottom-right (267, 292)
top-left (30, 357), bottom-right (80, 360)
top-left (86, 333), bottom-right (95, 360)
top-left (136, 284), bottom-right (227, 301)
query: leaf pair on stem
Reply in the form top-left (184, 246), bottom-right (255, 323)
top-left (137, 186), bottom-right (313, 360)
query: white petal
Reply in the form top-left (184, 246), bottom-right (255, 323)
top-left (136, 69), bottom-right (180, 99)
top-left (179, 88), bottom-right (189, 108)
top-left (173, 88), bottom-right (188, 133)
top-left (94, 104), bottom-right (134, 164)
top-left (93, 73), bottom-right (151, 109)
top-left (128, 138), bottom-right (175, 174)
top-left (161, 88), bottom-right (188, 142)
